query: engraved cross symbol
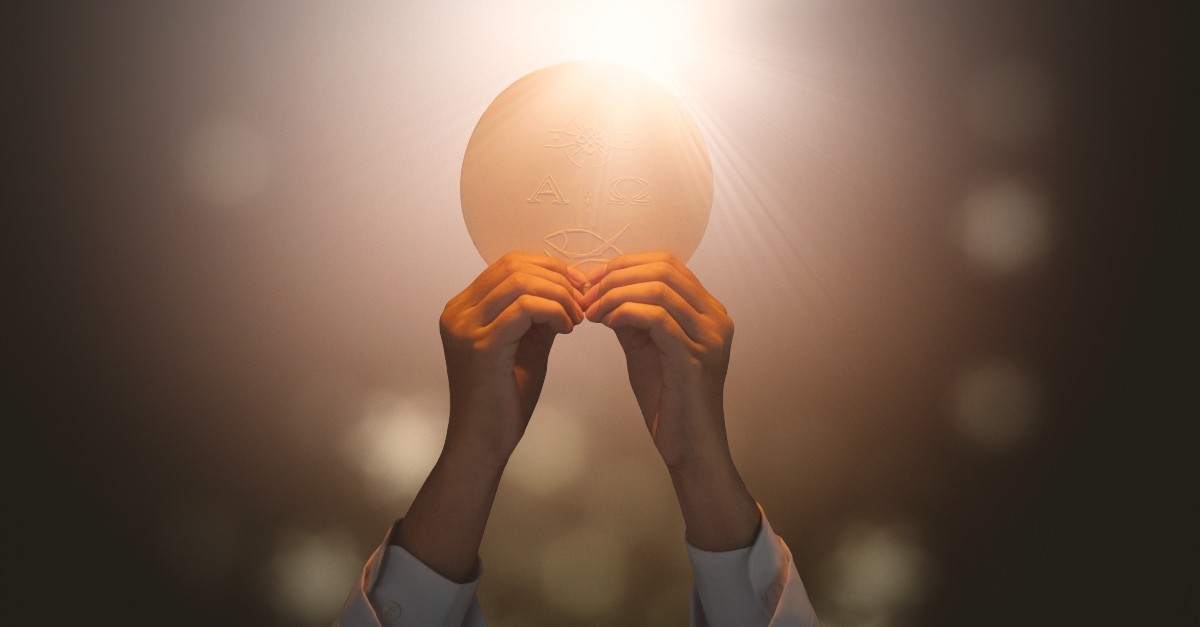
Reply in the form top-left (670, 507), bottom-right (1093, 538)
top-left (545, 113), bottom-right (633, 167)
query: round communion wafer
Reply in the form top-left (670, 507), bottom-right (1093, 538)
top-left (460, 60), bottom-right (713, 272)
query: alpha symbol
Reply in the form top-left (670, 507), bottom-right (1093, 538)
top-left (526, 175), bottom-right (568, 204)
top-left (525, 174), bottom-right (653, 207)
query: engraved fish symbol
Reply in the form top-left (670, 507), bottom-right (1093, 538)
top-left (542, 223), bottom-right (631, 266)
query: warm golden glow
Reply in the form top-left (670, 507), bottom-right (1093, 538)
top-left (18, 2), bottom-right (1173, 626)
top-left (550, 0), bottom-right (702, 85)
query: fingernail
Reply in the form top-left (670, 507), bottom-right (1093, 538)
top-left (585, 264), bottom-right (607, 283)
top-left (567, 266), bottom-right (587, 285)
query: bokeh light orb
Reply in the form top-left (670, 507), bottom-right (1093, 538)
top-left (184, 117), bottom-right (271, 207)
top-left (959, 177), bottom-right (1051, 276)
top-left (953, 359), bottom-right (1041, 451)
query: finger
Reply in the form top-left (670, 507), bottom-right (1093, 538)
top-left (585, 252), bottom-right (698, 285)
top-left (582, 260), bottom-right (711, 314)
top-left (476, 271), bottom-right (584, 326)
top-left (488, 294), bottom-right (576, 345)
top-left (466, 254), bottom-right (585, 306)
top-left (470, 253), bottom-right (585, 299)
top-left (600, 302), bottom-right (700, 359)
top-left (491, 252), bottom-right (587, 285)
top-left (586, 281), bottom-right (709, 343)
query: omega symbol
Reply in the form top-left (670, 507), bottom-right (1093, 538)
top-left (608, 177), bottom-right (651, 205)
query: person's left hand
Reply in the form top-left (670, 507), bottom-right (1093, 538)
top-left (580, 253), bottom-right (735, 475)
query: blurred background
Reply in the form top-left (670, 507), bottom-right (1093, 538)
top-left (5, 1), bottom-right (1190, 626)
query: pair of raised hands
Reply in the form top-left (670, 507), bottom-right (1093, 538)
top-left (439, 251), bottom-right (734, 476)
top-left (396, 252), bottom-right (759, 583)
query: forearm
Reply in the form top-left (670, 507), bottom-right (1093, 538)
top-left (669, 449), bottom-right (760, 552)
top-left (395, 441), bottom-right (507, 583)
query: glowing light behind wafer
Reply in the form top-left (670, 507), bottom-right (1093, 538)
top-left (548, 0), bottom-right (703, 86)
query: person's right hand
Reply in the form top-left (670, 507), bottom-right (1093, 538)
top-left (438, 252), bottom-right (586, 466)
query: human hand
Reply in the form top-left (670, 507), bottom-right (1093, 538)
top-left (580, 252), bottom-right (735, 475)
top-left (439, 252), bottom-right (586, 466)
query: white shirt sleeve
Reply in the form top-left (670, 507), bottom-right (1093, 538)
top-left (686, 505), bottom-right (821, 627)
top-left (335, 508), bottom-right (819, 627)
top-left (332, 520), bottom-right (486, 627)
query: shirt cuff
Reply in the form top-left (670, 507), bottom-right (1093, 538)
top-left (685, 504), bottom-right (819, 627)
top-left (336, 519), bottom-right (482, 627)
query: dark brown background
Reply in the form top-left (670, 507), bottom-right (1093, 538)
top-left (6, 1), bottom-right (1191, 626)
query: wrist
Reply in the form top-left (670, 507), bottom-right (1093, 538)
top-left (439, 436), bottom-right (510, 479)
top-left (667, 450), bottom-right (739, 495)
top-left (395, 432), bottom-right (507, 583)
top-left (669, 453), bottom-right (760, 552)
top-left (663, 437), bottom-right (735, 480)
top-left (443, 412), bottom-right (522, 472)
